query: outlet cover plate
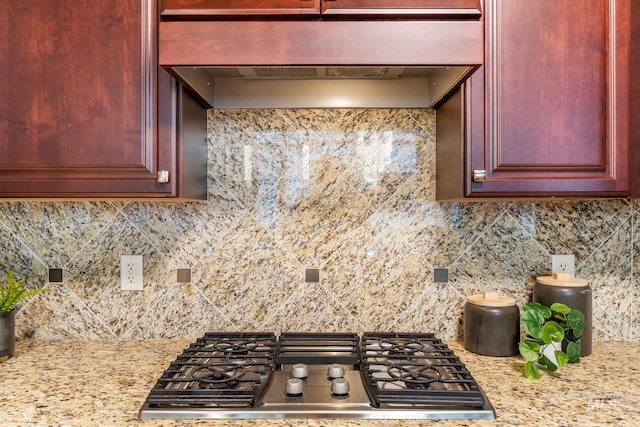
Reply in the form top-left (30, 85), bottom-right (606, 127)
top-left (551, 254), bottom-right (575, 278)
top-left (121, 255), bottom-right (143, 290)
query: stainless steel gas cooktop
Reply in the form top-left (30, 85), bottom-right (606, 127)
top-left (139, 332), bottom-right (495, 420)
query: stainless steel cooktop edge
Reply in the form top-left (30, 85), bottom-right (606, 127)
top-left (140, 396), bottom-right (496, 420)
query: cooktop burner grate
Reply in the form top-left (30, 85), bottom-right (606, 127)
top-left (145, 332), bottom-right (276, 408)
top-left (361, 332), bottom-right (486, 407)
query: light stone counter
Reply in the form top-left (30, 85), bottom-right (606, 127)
top-left (1, 340), bottom-right (638, 427)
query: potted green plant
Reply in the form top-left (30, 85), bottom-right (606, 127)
top-left (0, 269), bottom-right (48, 362)
top-left (519, 301), bottom-right (586, 379)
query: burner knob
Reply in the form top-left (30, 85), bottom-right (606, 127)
top-left (291, 363), bottom-right (308, 379)
top-left (286, 378), bottom-right (304, 396)
top-left (331, 378), bottom-right (350, 396)
top-left (327, 363), bottom-right (345, 379)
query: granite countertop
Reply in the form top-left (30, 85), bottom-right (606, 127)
top-left (1, 340), bottom-right (639, 426)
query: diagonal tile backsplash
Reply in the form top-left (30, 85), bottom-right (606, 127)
top-left (0, 108), bottom-right (638, 341)
top-left (193, 214), bottom-right (302, 331)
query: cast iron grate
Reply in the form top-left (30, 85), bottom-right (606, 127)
top-left (145, 332), bottom-right (276, 408)
top-left (276, 332), bottom-right (360, 365)
top-left (360, 332), bottom-right (486, 408)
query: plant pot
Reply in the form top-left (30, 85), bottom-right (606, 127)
top-left (0, 310), bottom-right (16, 362)
top-left (540, 341), bottom-right (563, 368)
top-left (464, 292), bottom-right (520, 357)
top-left (534, 274), bottom-right (592, 356)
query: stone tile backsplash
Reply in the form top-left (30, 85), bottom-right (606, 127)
top-left (0, 108), bottom-right (638, 341)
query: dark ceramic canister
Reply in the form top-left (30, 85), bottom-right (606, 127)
top-left (0, 310), bottom-right (16, 362)
top-left (464, 292), bottom-right (520, 357)
top-left (533, 273), bottom-right (592, 356)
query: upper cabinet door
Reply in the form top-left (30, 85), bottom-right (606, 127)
top-left (160, 0), bottom-right (322, 19)
top-left (631, 2), bottom-right (640, 198)
top-left (0, 0), bottom-right (207, 199)
top-left (321, 0), bottom-right (482, 19)
top-left (466, 0), bottom-right (630, 197)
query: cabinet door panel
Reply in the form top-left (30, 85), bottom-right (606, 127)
top-left (494, 1), bottom-right (604, 169)
top-left (630, 2), bottom-right (640, 197)
top-left (1, 0), bottom-right (152, 171)
top-left (0, 0), bottom-right (207, 198)
top-left (467, 0), bottom-right (629, 197)
top-left (0, 0), bottom-right (156, 193)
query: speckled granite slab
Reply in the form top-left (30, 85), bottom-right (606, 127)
top-left (1, 340), bottom-right (639, 426)
top-left (1, 108), bottom-right (639, 343)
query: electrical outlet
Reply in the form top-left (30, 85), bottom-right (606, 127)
top-left (121, 255), bottom-right (143, 290)
top-left (551, 254), bottom-right (575, 278)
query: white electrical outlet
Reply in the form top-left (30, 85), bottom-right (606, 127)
top-left (551, 254), bottom-right (575, 278)
top-left (121, 255), bottom-right (143, 290)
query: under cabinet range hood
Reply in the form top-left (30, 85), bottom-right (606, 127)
top-left (158, 3), bottom-right (484, 108)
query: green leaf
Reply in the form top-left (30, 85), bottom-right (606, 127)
top-left (539, 354), bottom-right (558, 371)
top-left (521, 309), bottom-right (545, 338)
top-left (568, 310), bottom-right (586, 337)
top-left (554, 350), bottom-right (569, 368)
top-left (524, 361), bottom-right (541, 380)
top-left (0, 269), bottom-right (48, 313)
top-left (519, 340), bottom-right (540, 362)
top-left (520, 301), bottom-right (584, 378)
top-left (523, 302), bottom-right (552, 319)
top-left (567, 340), bottom-right (581, 363)
top-left (550, 302), bottom-right (571, 315)
top-left (541, 321), bottom-right (565, 344)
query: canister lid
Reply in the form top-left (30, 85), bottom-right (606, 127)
top-left (536, 272), bottom-right (588, 287)
top-left (467, 291), bottom-right (516, 307)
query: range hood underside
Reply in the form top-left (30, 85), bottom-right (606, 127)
top-left (159, 20), bottom-right (484, 109)
top-left (174, 66), bottom-right (473, 108)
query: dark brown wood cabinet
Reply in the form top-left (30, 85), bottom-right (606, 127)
top-left (160, 0), bottom-right (480, 19)
top-left (0, 0), bottom-right (207, 199)
top-left (160, 0), bottom-right (322, 18)
top-left (437, 0), bottom-right (631, 199)
top-left (321, 0), bottom-right (481, 18)
top-left (631, 1), bottom-right (640, 198)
